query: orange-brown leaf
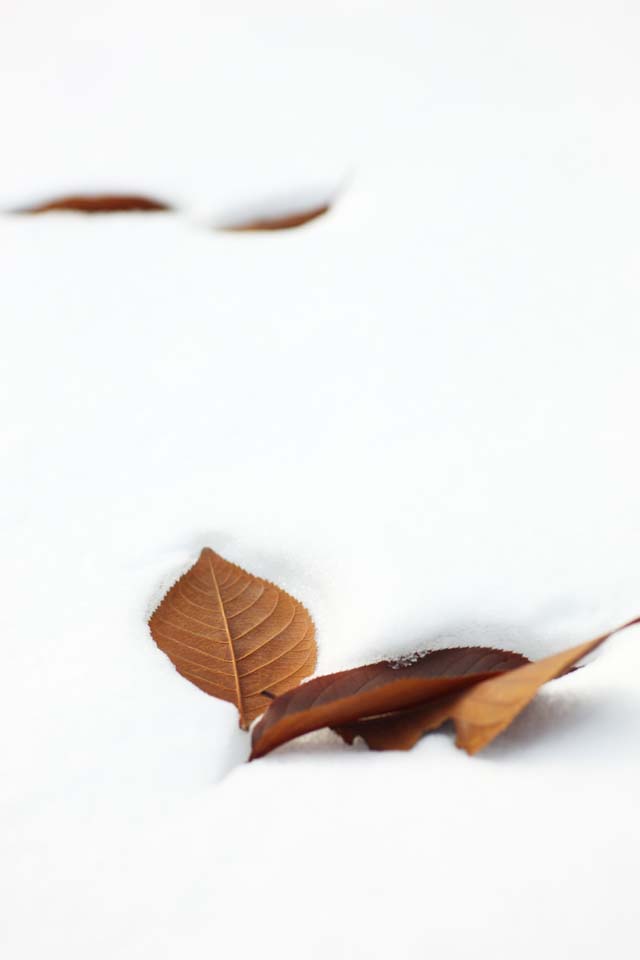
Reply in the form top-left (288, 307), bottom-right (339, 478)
top-left (149, 547), bottom-right (316, 729)
top-left (18, 194), bottom-right (170, 214)
top-left (451, 617), bottom-right (639, 753)
top-left (250, 647), bottom-right (528, 759)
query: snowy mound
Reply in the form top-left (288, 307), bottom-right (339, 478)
top-left (1, 3), bottom-right (639, 958)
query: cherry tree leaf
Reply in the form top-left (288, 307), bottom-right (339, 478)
top-left (150, 547), bottom-right (316, 729)
top-left (250, 647), bottom-right (528, 759)
top-left (332, 617), bottom-right (640, 754)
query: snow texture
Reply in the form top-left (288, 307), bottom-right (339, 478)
top-left (1, 1), bottom-right (640, 957)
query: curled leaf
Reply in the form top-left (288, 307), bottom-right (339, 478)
top-left (250, 647), bottom-right (528, 759)
top-left (331, 616), bottom-right (640, 755)
top-left (17, 194), bottom-right (170, 214)
top-left (149, 547), bottom-right (316, 729)
top-left (451, 617), bottom-right (639, 753)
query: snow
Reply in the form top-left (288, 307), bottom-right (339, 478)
top-left (1, 1), bottom-right (640, 957)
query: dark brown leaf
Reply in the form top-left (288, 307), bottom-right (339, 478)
top-left (335, 695), bottom-right (459, 751)
top-left (250, 647), bottom-right (529, 759)
top-left (328, 616), bottom-right (640, 755)
top-left (17, 194), bottom-right (170, 214)
top-left (149, 547), bottom-right (316, 729)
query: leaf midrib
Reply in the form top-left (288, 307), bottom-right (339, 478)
top-left (206, 551), bottom-right (247, 728)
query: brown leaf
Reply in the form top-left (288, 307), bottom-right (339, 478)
top-left (220, 203), bottom-right (330, 232)
top-left (329, 616), bottom-right (640, 755)
top-left (149, 547), bottom-right (316, 729)
top-left (250, 647), bottom-right (529, 759)
top-left (451, 617), bottom-right (639, 753)
top-left (17, 194), bottom-right (170, 214)
top-left (335, 695), bottom-right (459, 751)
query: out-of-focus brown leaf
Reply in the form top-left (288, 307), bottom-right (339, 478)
top-left (326, 616), bottom-right (640, 755)
top-left (149, 547), bottom-right (316, 729)
top-left (250, 647), bottom-right (528, 759)
top-left (18, 194), bottom-right (170, 214)
top-left (220, 203), bottom-right (330, 232)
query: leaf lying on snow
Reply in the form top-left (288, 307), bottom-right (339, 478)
top-left (249, 647), bottom-right (529, 759)
top-left (149, 547), bottom-right (316, 729)
top-left (334, 638), bottom-right (605, 753)
top-left (251, 617), bottom-right (640, 758)
top-left (448, 616), bottom-right (638, 753)
top-left (17, 194), bottom-right (170, 214)
top-left (219, 202), bottom-right (330, 232)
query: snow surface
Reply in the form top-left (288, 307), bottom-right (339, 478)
top-left (2, 1), bottom-right (640, 957)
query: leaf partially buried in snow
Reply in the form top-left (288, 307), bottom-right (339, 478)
top-left (18, 194), bottom-right (170, 213)
top-left (149, 548), bottom-right (316, 729)
top-left (250, 647), bottom-right (529, 759)
top-left (253, 616), bottom-right (640, 758)
top-left (219, 202), bottom-right (330, 232)
top-left (448, 617), bottom-right (639, 754)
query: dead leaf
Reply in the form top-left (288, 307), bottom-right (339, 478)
top-left (219, 203), bottom-right (330, 232)
top-left (335, 695), bottom-right (460, 751)
top-left (250, 647), bottom-right (528, 759)
top-left (149, 547), bottom-right (316, 729)
top-left (451, 617), bottom-right (639, 753)
top-left (17, 194), bottom-right (170, 214)
top-left (314, 616), bottom-right (640, 756)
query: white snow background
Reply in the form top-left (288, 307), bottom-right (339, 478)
top-left (1, 1), bottom-right (640, 957)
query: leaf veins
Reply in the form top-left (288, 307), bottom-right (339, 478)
top-left (149, 547), bottom-right (316, 729)
top-left (250, 647), bottom-right (528, 759)
top-left (251, 616), bottom-right (640, 758)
